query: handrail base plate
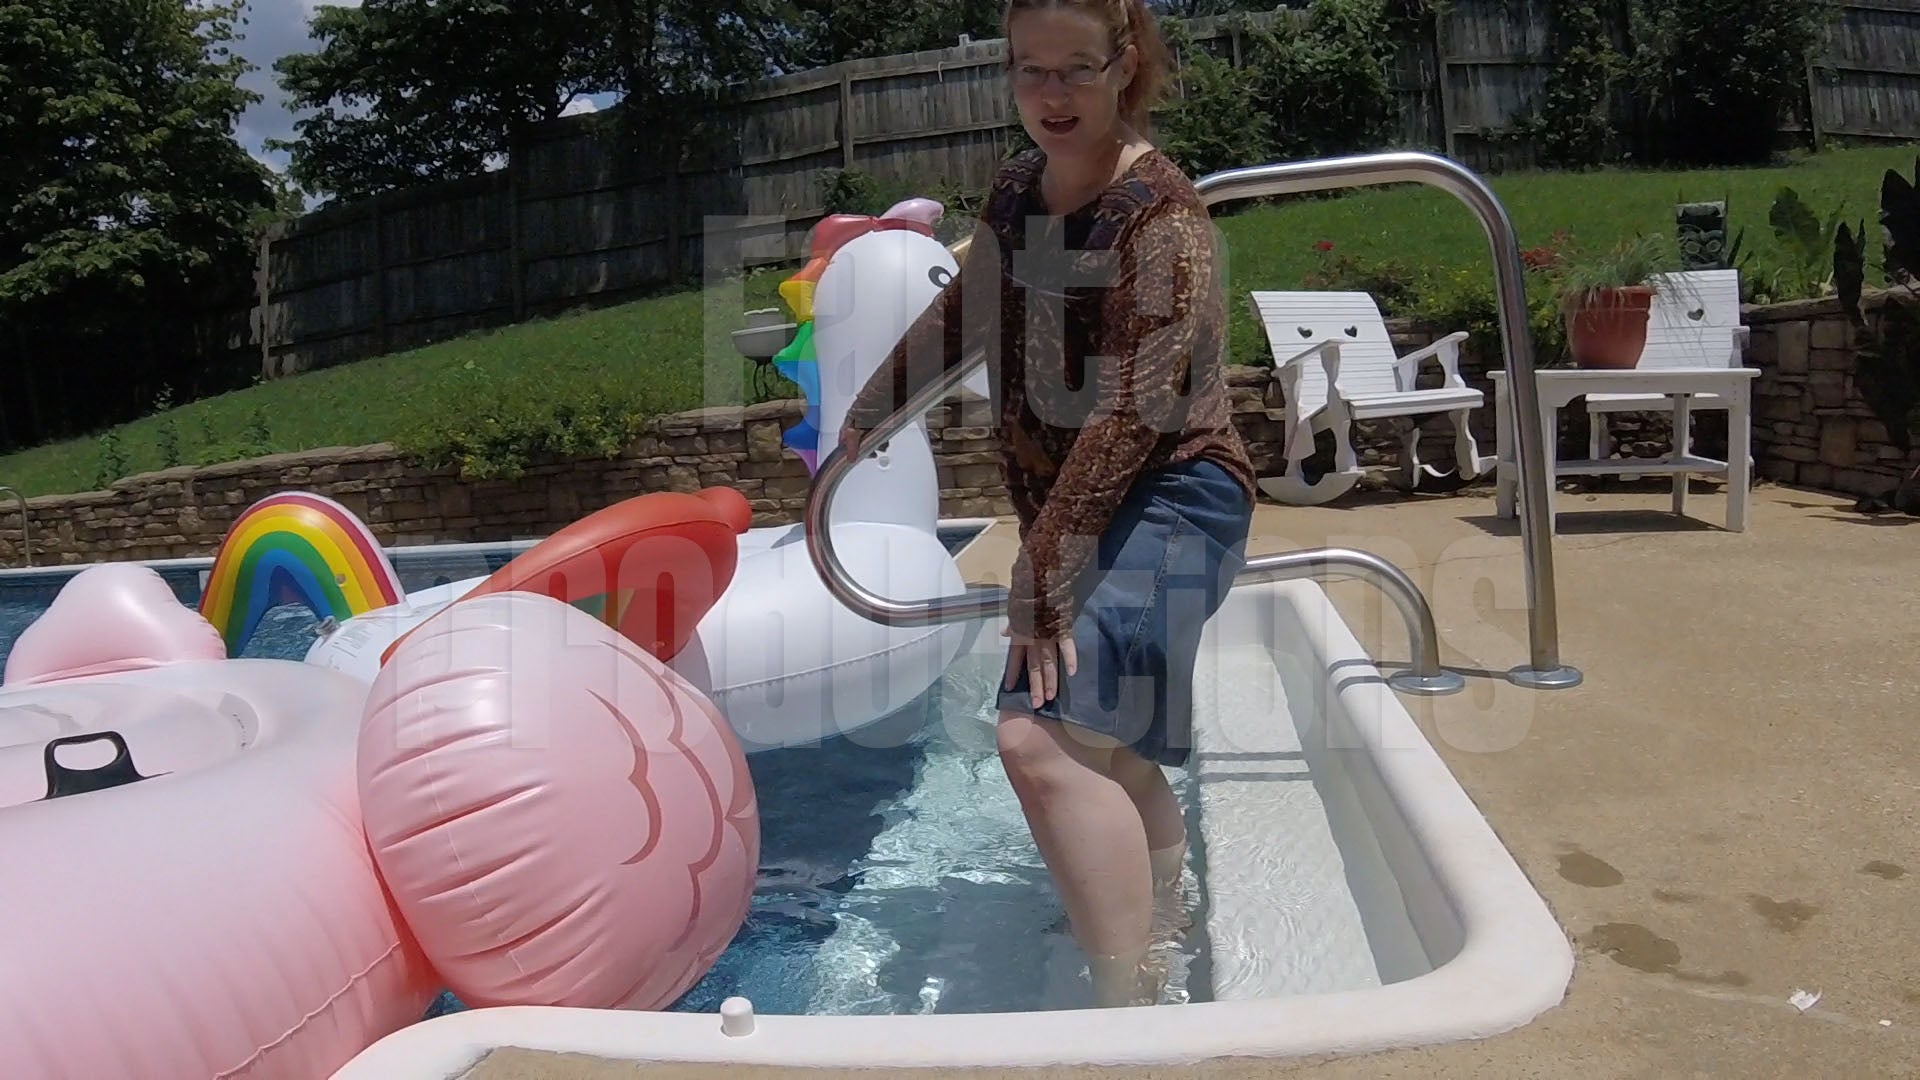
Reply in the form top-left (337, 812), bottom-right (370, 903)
top-left (1507, 664), bottom-right (1584, 690)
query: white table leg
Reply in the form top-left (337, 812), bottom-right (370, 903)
top-left (1495, 379), bottom-right (1516, 519)
top-left (1728, 383), bottom-right (1751, 532)
top-left (1671, 393), bottom-right (1692, 518)
top-left (1538, 395), bottom-right (1559, 534)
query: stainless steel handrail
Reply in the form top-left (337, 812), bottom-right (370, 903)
top-left (802, 151), bottom-right (1581, 692)
top-left (0, 485), bottom-right (29, 568)
top-left (1191, 152), bottom-right (1579, 689)
top-left (805, 404), bottom-right (1460, 694)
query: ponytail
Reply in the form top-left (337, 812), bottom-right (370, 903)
top-left (1115, 0), bottom-right (1171, 133)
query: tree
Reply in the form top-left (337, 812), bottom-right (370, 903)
top-left (272, 0), bottom-right (823, 204)
top-left (782, 0), bottom-right (1003, 68)
top-left (0, 0), bottom-right (275, 451)
top-left (271, 0), bottom-right (605, 204)
top-left (1628, 0), bottom-right (1831, 165)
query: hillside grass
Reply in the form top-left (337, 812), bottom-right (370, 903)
top-left (2, 143), bottom-right (1912, 500)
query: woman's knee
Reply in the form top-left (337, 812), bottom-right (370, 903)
top-left (997, 712), bottom-right (1114, 795)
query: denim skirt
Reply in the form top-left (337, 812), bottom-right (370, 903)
top-left (998, 456), bottom-right (1253, 768)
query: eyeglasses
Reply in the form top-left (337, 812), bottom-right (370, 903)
top-left (1008, 52), bottom-right (1120, 90)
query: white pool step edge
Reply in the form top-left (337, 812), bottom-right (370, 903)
top-left (329, 578), bottom-right (1574, 1076)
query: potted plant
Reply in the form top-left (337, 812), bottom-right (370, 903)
top-left (1549, 233), bottom-right (1683, 369)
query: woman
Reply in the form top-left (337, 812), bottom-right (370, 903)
top-left (839, 0), bottom-right (1256, 1008)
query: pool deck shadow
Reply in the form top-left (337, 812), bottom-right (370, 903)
top-left (459, 481), bottom-right (1920, 1080)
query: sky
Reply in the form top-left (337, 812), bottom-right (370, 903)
top-left (229, 0), bottom-right (602, 180)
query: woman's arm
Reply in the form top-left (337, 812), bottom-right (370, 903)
top-left (1006, 199), bottom-right (1219, 641)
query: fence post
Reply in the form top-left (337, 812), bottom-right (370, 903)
top-left (370, 196), bottom-right (389, 354)
top-left (254, 225), bottom-right (273, 380)
top-left (1805, 58), bottom-right (1827, 153)
top-left (840, 68), bottom-right (856, 171)
top-left (1434, 10), bottom-right (1456, 159)
top-left (509, 132), bottom-right (526, 321)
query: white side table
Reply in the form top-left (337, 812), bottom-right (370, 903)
top-left (1489, 367), bottom-right (1759, 533)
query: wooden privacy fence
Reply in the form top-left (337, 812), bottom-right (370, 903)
top-left (251, 2), bottom-right (1920, 379)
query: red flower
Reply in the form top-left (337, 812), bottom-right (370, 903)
top-left (1314, 240), bottom-right (1335, 252)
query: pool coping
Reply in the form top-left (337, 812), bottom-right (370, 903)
top-left (326, 578), bottom-right (1574, 1076)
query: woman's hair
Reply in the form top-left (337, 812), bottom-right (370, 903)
top-left (1003, 0), bottom-right (1172, 131)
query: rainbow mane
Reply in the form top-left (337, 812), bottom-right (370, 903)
top-left (773, 199), bottom-right (942, 475)
top-left (199, 492), bottom-right (405, 656)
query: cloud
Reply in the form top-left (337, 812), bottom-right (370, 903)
top-left (230, 0), bottom-right (361, 174)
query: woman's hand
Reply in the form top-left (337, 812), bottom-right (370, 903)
top-left (837, 421), bottom-right (864, 461)
top-left (1003, 625), bottom-right (1078, 709)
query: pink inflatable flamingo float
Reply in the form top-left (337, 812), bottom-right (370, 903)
top-left (0, 488), bottom-right (762, 1080)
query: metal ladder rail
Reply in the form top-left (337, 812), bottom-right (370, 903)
top-left (1192, 152), bottom-right (1578, 689)
top-left (801, 152), bottom-right (1581, 693)
top-left (0, 485), bottom-right (29, 568)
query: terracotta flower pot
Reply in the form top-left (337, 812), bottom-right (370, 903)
top-left (1564, 285), bottom-right (1656, 369)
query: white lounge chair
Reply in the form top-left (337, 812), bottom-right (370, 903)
top-left (1248, 290), bottom-right (1494, 506)
top-left (1586, 269), bottom-right (1752, 476)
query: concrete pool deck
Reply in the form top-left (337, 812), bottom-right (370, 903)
top-left (460, 480), bottom-right (1919, 1080)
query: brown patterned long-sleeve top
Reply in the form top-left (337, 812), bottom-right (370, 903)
top-left (844, 147), bottom-right (1256, 640)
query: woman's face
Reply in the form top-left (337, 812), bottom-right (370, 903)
top-left (1007, 7), bottom-right (1136, 161)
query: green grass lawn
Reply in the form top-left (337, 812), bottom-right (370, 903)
top-left (2, 143), bottom-right (1911, 500)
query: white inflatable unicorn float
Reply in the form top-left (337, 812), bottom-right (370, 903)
top-left (295, 196), bottom-right (991, 753)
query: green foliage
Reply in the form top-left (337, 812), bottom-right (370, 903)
top-left (1242, 0), bottom-right (1408, 162)
top-left (1292, 243), bottom-right (1569, 371)
top-left (392, 365), bottom-right (647, 480)
top-left (1835, 160), bottom-right (1920, 457)
top-left (1765, 186), bottom-right (1847, 298)
top-left (784, 0), bottom-right (1003, 68)
top-left (1627, 0), bottom-right (1831, 166)
top-left (153, 387), bottom-right (182, 469)
top-left (1153, 2), bottom-right (1417, 181)
top-left (816, 169), bottom-right (986, 244)
top-left (93, 430), bottom-right (126, 490)
top-left (190, 407), bottom-right (275, 468)
top-left (1299, 242), bottom-right (1422, 312)
top-left (1545, 232), bottom-right (1684, 306)
top-left (274, 0), bottom-right (807, 204)
top-left (271, 0), bottom-right (602, 203)
top-left (1511, 0), bottom-right (1625, 168)
top-left (0, 0), bottom-right (274, 450)
top-left (1154, 24), bottom-right (1272, 179)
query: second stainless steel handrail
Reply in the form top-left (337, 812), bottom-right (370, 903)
top-left (1192, 152), bottom-right (1579, 689)
top-left (0, 485), bottom-right (29, 568)
top-left (802, 151), bottom-right (1583, 693)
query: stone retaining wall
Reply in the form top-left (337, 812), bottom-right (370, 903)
top-left (0, 371), bottom-right (1271, 566)
top-left (3, 294), bottom-right (1907, 567)
top-left (1743, 291), bottom-right (1917, 496)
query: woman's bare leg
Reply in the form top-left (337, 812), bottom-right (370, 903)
top-left (996, 711), bottom-right (1154, 1007)
top-left (1110, 749), bottom-right (1192, 1001)
top-left (1111, 749), bottom-right (1188, 897)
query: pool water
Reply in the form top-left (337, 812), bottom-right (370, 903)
top-left (0, 528), bottom-right (1210, 1017)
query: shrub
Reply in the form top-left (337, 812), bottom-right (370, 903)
top-left (1243, 0), bottom-right (1407, 163)
top-left (1285, 241), bottom-right (1569, 370)
top-left (1299, 241), bottom-right (1422, 313)
top-left (392, 368), bottom-right (646, 480)
top-left (1155, 23), bottom-right (1273, 180)
top-left (1833, 158), bottom-right (1920, 512)
top-left (1628, 0), bottom-right (1831, 166)
top-left (1511, 0), bottom-right (1627, 169)
top-left (192, 406), bottom-right (277, 468)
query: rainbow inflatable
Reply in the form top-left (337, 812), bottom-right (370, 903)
top-left (198, 492), bottom-right (405, 656)
top-left (771, 197), bottom-right (945, 474)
